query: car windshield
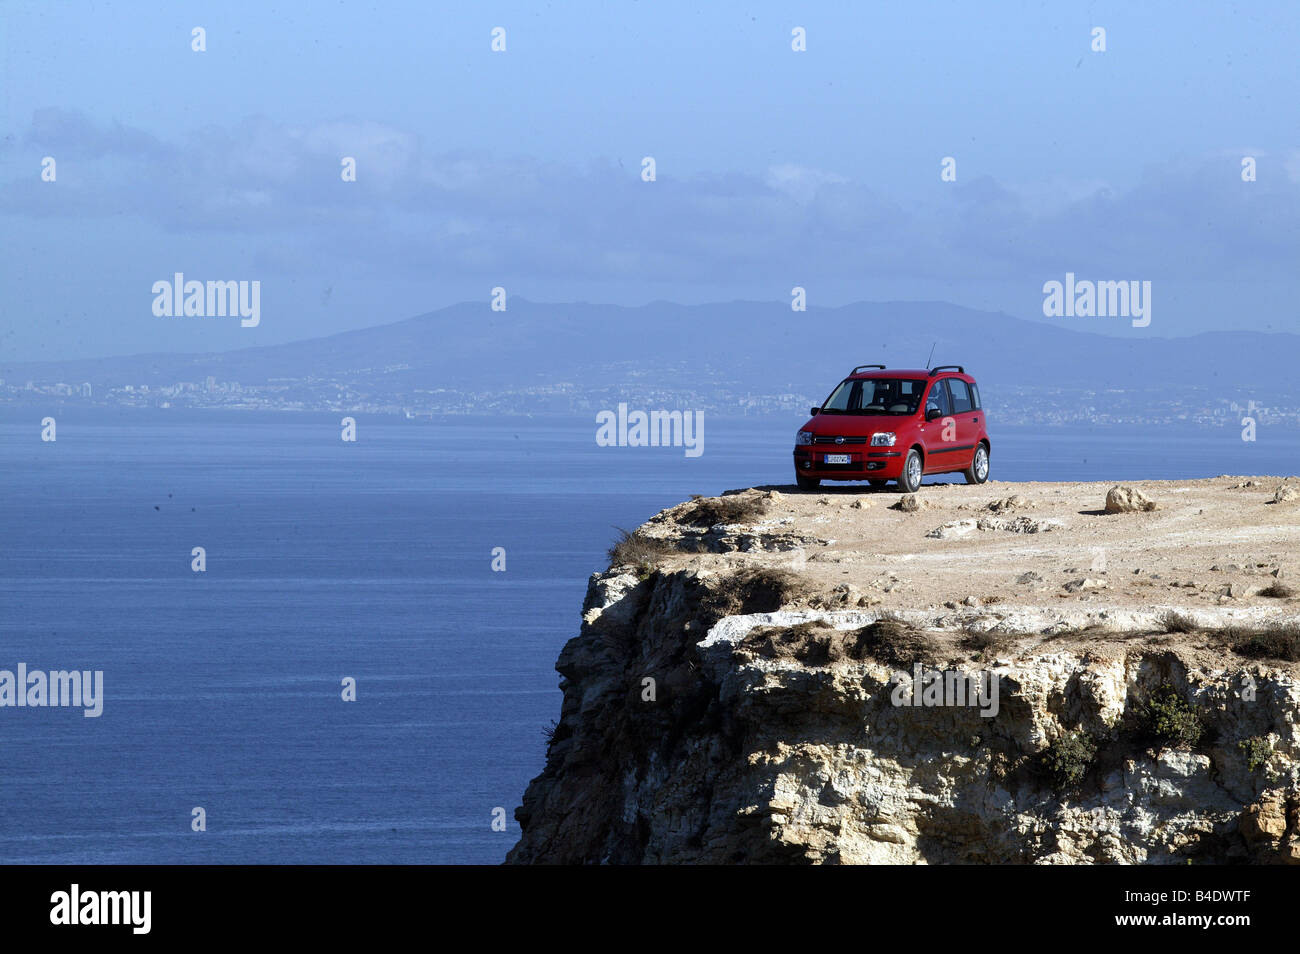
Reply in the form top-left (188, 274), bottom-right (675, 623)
top-left (819, 377), bottom-right (925, 415)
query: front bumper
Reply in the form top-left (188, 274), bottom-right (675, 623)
top-left (792, 447), bottom-right (904, 480)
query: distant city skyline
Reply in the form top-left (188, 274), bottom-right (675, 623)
top-left (3, 2), bottom-right (1299, 361)
top-left (5, 298), bottom-right (1299, 433)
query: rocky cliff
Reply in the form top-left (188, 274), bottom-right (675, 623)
top-left (508, 478), bottom-right (1300, 864)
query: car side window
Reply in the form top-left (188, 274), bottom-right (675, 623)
top-left (926, 380), bottom-right (951, 416)
top-left (947, 379), bottom-right (973, 413)
top-left (968, 381), bottom-right (981, 410)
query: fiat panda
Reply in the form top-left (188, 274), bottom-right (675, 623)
top-left (792, 365), bottom-right (990, 493)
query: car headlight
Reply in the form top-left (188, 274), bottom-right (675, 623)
top-left (870, 432), bottom-right (896, 446)
top-left (796, 430), bottom-right (814, 445)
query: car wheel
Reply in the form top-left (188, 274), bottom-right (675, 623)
top-left (868, 479), bottom-right (888, 489)
top-left (964, 443), bottom-right (990, 485)
top-left (898, 450), bottom-right (922, 493)
top-left (796, 474), bottom-right (821, 491)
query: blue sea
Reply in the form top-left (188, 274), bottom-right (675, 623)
top-left (1, 409), bottom-right (1296, 864)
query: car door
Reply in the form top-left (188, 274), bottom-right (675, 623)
top-left (944, 378), bottom-right (981, 469)
top-left (919, 378), bottom-right (954, 472)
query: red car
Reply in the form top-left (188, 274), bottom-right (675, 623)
top-left (793, 365), bottom-right (990, 493)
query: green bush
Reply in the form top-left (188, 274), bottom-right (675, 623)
top-left (1041, 730), bottom-right (1097, 788)
top-left (1238, 736), bottom-right (1273, 774)
top-left (1142, 684), bottom-right (1203, 747)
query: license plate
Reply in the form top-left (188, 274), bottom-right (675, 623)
top-left (823, 454), bottom-right (851, 464)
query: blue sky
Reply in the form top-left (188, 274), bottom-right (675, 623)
top-left (2, 1), bottom-right (1298, 360)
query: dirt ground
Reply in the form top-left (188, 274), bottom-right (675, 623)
top-left (636, 475), bottom-right (1300, 669)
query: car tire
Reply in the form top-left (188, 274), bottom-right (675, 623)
top-left (898, 449), bottom-right (923, 493)
top-left (964, 442), bottom-right (990, 485)
top-left (796, 474), bottom-right (821, 491)
top-left (868, 479), bottom-right (889, 489)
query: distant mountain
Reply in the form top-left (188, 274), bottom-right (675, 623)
top-left (3, 299), bottom-right (1296, 400)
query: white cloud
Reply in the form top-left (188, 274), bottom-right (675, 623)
top-left (763, 163), bottom-right (848, 203)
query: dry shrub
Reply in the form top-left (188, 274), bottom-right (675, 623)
top-left (607, 528), bottom-right (675, 577)
top-left (1158, 611), bottom-right (1200, 634)
top-left (851, 617), bottom-right (937, 668)
top-left (685, 493), bottom-right (770, 527)
top-left (702, 566), bottom-right (814, 619)
top-left (1233, 622), bottom-right (1300, 662)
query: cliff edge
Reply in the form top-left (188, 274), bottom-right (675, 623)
top-left (508, 476), bottom-right (1300, 864)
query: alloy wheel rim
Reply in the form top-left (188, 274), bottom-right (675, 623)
top-left (976, 447), bottom-right (988, 479)
top-left (907, 457), bottom-right (921, 485)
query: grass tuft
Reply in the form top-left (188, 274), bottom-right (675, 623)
top-left (606, 527), bottom-right (675, 578)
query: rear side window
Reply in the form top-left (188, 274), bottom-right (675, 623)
top-left (968, 381), bottom-right (981, 410)
top-left (946, 379), bottom-right (974, 413)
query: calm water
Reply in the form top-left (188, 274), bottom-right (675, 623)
top-left (0, 409), bottom-right (1295, 864)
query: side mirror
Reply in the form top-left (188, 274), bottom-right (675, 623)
top-left (809, 407), bottom-right (820, 416)
top-left (925, 406), bottom-right (943, 422)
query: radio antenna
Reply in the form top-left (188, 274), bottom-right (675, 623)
top-left (924, 342), bottom-right (936, 370)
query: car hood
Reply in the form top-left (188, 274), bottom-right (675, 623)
top-left (800, 414), bottom-right (910, 436)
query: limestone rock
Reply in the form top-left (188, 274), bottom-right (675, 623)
top-left (1064, 577), bottom-right (1108, 593)
top-left (1105, 485), bottom-right (1158, 513)
top-left (987, 494), bottom-right (1031, 513)
top-left (510, 480), bottom-right (1300, 866)
top-left (1240, 791), bottom-right (1290, 846)
top-left (508, 564), bottom-right (1300, 865)
top-left (894, 494), bottom-right (930, 513)
top-left (926, 519), bottom-right (977, 539)
top-left (977, 516), bottom-right (1064, 534)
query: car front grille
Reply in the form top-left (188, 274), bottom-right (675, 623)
top-left (812, 435), bottom-right (868, 444)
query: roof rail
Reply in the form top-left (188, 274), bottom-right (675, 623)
top-left (929, 365), bottom-right (964, 376)
top-left (851, 364), bottom-right (886, 374)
